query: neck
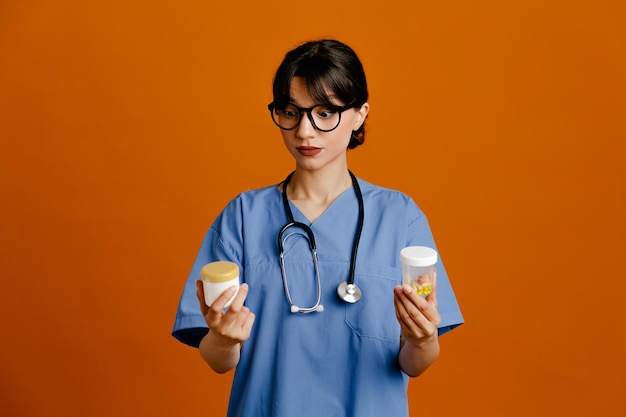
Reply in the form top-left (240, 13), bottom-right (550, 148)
top-left (286, 167), bottom-right (353, 205)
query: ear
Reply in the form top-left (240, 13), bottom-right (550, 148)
top-left (353, 102), bottom-right (370, 130)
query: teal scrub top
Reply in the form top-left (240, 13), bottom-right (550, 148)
top-left (173, 177), bottom-right (464, 417)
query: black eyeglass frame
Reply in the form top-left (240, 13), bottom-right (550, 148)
top-left (268, 102), bottom-right (355, 132)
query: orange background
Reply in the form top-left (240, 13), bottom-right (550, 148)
top-left (1, 1), bottom-right (625, 416)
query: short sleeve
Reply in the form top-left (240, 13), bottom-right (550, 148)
top-left (406, 200), bottom-right (464, 335)
top-left (171, 197), bottom-right (244, 347)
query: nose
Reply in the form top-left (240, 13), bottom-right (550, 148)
top-left (295, 112), bottom-right (316, 139)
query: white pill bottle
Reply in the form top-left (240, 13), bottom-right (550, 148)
top-left (201, 261), bottom-right (240, 308)
top-left (399, 246), bottom-right (437, 297)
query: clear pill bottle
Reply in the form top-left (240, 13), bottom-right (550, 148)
top-left (201, 261), bottom-right (240, 308)
top-left (400, 246), bottom-right (437, 297)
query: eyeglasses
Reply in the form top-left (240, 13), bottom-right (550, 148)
top-left (268, 102), bottom-right (353, 132)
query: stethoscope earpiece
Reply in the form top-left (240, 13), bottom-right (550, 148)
top-left (290, 304), bottom-right (325, 313)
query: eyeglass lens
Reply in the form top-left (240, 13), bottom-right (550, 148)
top-left (272, 104), bottom-right (342, 132)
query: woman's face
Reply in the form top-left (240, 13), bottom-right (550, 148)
top-left (280, 77), bottom-right (368, 173)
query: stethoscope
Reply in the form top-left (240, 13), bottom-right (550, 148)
top-left (278, 170), bottom-right (364, 313)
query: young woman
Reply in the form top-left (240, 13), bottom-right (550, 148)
top-left (173, 39), bottom-right (463, 417)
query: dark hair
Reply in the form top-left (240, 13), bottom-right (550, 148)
top-left (272, 39), bottom-right (369, 149)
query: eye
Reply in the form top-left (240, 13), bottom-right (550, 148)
top-left (276, 108), bottom-right (299, 119)
top-left (314, 106), bottom-right (337, 119)
top-left (278, 104), bottom-right (300, 119)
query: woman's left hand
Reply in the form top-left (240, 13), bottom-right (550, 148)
top-left (394, 273), bottom-right (442, 377)
top-left (393, 272), bottom-right (441, 347)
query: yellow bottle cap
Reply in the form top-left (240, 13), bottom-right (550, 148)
top-left (201, 261), bottom-right (239, 283)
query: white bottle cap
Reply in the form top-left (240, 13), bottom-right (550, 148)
top-left (400, 246), bottom-right (438, 267)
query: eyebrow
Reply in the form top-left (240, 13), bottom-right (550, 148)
top-left (288, 94), bottom-right (341, 108)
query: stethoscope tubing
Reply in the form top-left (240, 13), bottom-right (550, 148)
top-left (278, 171), bottom-right (364, 312)
top-left (278, 224), bottom-right (323, 314)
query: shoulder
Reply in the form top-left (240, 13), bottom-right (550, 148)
top-left (357, 177), bottom-right (412, 201)
top-left (218, 184), bottom-right (281, 215)
top-left (210, 183), bottom-right (284, 236)
top-left (356, 177), bottom-right (424, 219)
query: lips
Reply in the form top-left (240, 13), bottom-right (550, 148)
top-left (296, 146), bottom-right (322, 156)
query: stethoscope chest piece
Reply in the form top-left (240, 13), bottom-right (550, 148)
top-left (337, 281), bottom-right (362, 303)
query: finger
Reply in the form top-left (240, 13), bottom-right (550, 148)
top-left (240, 312), bottom-right (256, 341)
top-left (243, 310), bottom-right (256, 332)
top-left (400, 284), bottom-right (430, 311)
top-left (216, 303), bottom-right (255, 342)
top-left (395, 286), bottom-right (438, 332)
top-left (228, 310), bottom-right (256, 344)
top-left (229, 305), bottom-right (254, 331)
top-left (394, 289), bottom-right (425, 333)
top-left (209, 285), bottom-right (239, 313)
top-left (394, 296), bottom-right (413, 334)
top-left (227, 283), bottom-right (249, 311)
top-left (223, 285), bottom-right (252, 326)
top-left (395, 300), bottom-right (430, 340)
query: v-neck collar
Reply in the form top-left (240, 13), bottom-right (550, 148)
top-left (284, 185), bottom-right (355, 225)
top-left (278, 172), bottom-right (363, 225)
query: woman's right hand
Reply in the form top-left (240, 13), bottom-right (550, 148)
top-left (196, 280), bottom-right (255, 373)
